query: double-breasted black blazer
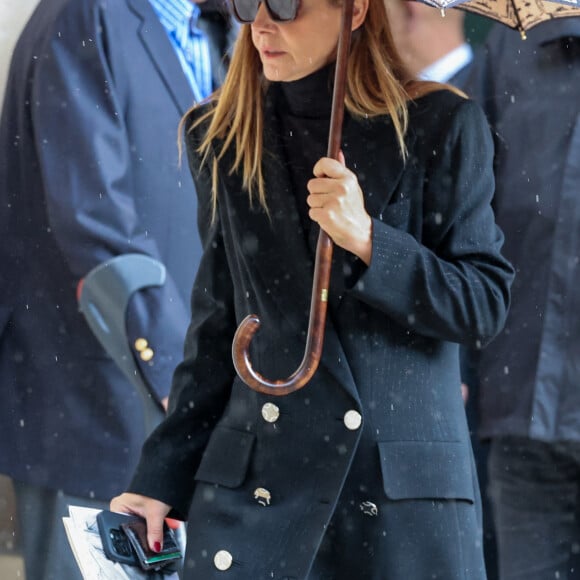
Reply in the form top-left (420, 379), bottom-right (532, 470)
top-left (130, 88), bottom-right (514, 579)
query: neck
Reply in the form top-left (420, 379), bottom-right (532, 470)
top-left (274, 64), bottom-right (335, 118)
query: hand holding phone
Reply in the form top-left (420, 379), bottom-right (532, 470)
top-left (96, 510), bottom-right (182, 573)
top-left (121, 518), bottom-right (182, 571)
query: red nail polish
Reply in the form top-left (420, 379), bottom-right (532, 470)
top-left (153, 541), bottom-right (161, 553)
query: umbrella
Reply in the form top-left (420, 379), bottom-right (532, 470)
top-left (422, 0), bottom-right (580, 38)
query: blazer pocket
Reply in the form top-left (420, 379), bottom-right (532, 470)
top-left (378, 440), bottom-right (475, 503)
top-left (194, 427), bottom-right (255, 489)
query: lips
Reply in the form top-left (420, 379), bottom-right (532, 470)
top-left (264, 51), bottom-right (284, 57)
top-left (261, 48), bottom-right (285, 58)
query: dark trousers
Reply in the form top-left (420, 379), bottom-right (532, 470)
top-left (488, 436), bottom-right (580, 580)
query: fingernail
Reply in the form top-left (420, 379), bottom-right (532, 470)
top-left (153, 542), bottom-right (161, 553)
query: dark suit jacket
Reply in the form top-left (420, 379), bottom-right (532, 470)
top-left (465, 20), bottom-right (580, 443)
top-left (129, 89), bottom-right (514, 579)
top-left (0, 0), bottom-right (205, 499)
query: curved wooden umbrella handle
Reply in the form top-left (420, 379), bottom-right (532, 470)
top-left (232, 0), bottom-right (355, 396)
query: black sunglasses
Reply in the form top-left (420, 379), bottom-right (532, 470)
top-left (230, 0), bottom-right (300, 23)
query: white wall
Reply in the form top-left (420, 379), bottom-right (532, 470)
top-left (0, 0), bottom-right (41, 108)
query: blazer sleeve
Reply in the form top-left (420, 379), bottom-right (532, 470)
top-left (128, 119), bottom-right (236, 519)
top-left (30, 2), bottom-right (191, 399)
top-left (349, 98), bottom-right (514, 347)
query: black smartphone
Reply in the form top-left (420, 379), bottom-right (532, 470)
top-left (96, 510), bottom-right (182, 572)
top-left (96, 510), bottom-right (141, 567)
top-left (121, 518), bottom-right (182, 572)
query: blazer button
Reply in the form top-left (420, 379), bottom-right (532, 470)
top-left (134, 338), bottom-right (148, 351)
top-left (261, 402), bottom-right (280, 423)
top-left (254, 487), bottom-right (272, 506)
top-left (360, 500), bottom-right (378, 516)
top-left (134, 338), bottom-right (154, 361)
top-left (139, 347), bottom-right (154, 362)
top-left (343, 410), bottom-right (362, 431)
top-left (214, 550), bottom-right (233, 571)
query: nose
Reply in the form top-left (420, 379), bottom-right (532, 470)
top-left (252, 2), bottom-right (274, 28)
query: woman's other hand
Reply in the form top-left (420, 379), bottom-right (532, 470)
top-left (307, 151), bottom-right (372, 265)
top-left (110, 492), bottom-right (172, 553)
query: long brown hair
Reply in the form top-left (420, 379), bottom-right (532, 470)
top-left (187, 0), bottom-right (446, 212)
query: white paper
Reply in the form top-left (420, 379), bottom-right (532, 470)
top-left (63, 505), bottom-right (179, 580)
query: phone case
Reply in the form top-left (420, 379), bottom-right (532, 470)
top-left (121, 519), bottom-right (182, 571)
top-left (96, 510), bottom-right (142, 567)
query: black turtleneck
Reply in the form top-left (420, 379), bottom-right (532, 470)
top-left (273, 64), bottom-right (335, 240)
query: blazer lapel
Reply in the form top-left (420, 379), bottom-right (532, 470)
top-left (126, 0), bottom-right (194, 115)
top-left (341, 112), bottom-right (411, 218)
top-left (326, 113), bottom-right (412, 311)
top-left (318, 113), bottom-right (413, 400)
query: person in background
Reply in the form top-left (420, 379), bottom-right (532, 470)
top-left (385, 0), bottom-right (472, 85)
top-left (0, 0), bottom-right (235, 578)
top-left (111, 0), bottom-right (513, 578)
top-left (464, 18), bottom-right (580, 580)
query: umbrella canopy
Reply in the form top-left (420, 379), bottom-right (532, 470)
top-left (421, 0), bottom-right (580, 37)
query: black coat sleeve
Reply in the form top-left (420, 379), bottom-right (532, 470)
top-left (349, 98), bottom-right (514, 348)
top-left (128, 115), bottom-right (236, 519)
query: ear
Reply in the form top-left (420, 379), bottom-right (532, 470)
top-left (351, 0), bottom-right (369, 31)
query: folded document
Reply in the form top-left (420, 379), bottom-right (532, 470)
top-left (63, 505), bottom-right (179, 580)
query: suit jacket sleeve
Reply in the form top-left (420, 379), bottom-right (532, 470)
top-left (30, 1), bottom-right (190, 399)
top-left (349, 99), bottom-right (514, 347)
top-left (128, 116), bottom-right (236, 518)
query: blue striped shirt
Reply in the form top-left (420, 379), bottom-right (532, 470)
top-left (148, 0), bottom-right (213, 101)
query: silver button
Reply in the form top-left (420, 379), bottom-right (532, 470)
top-left (360, 500), bottom-right (378, 516)
top-left (254, 487), bottom-right (271, 506)
top-left (343, 410), bottom-right (362, 430)
top-left (261, 402), bottom-right (280, 423)
top-left (214, 550), bottom-right (233, 571)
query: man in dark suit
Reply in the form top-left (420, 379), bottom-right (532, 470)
top-left (0, 0), bottom-right (235, 577)
top-left (385, 0), bottom-right (473, 85)
top-left (465, 20), bottom-right (580, 580)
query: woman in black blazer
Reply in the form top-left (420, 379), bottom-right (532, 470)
top-left (112, 0), bottom-right (514, 578)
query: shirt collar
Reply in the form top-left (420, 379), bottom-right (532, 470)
top-left (148, 0), bottom-right (196, 32)
top-left (419, 43), bottom-right (473, 83)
